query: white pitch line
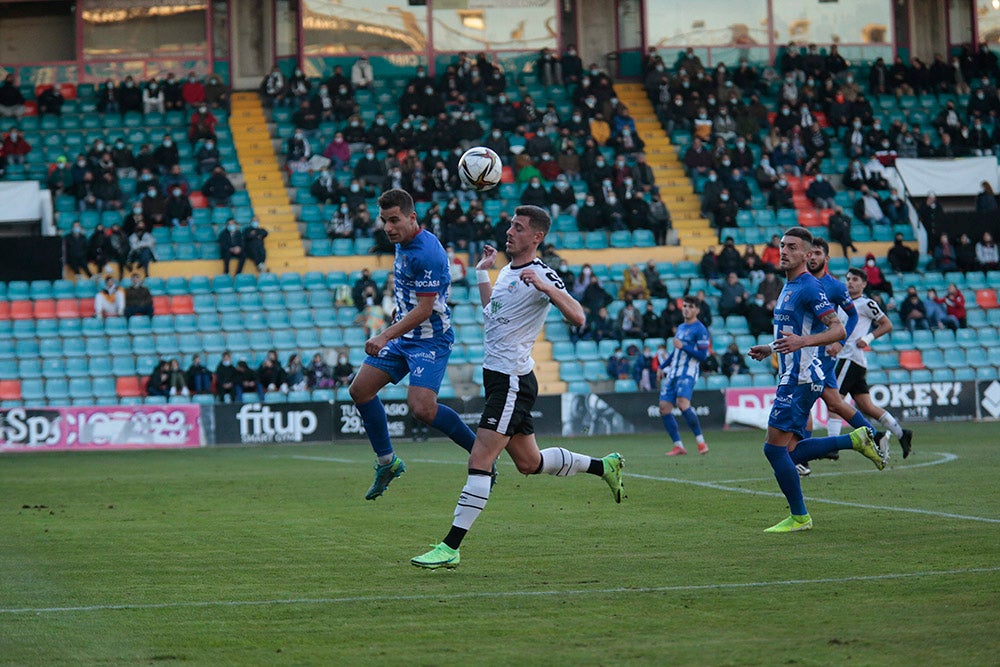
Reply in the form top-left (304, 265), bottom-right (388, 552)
top-left (285, 451), bottom-right (1000, 523)
top-left (286, 454), bottom-right (465, 465)
top-left (2, 567), bottom-right (998, 616)
top-left (627, 472), bottom-right (1000, 524)
top-left (715, 451), bottom-right (958, 483)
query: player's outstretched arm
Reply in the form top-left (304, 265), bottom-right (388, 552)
top-left (475, 245), bottom-right (498, 308)
top-left (774, 312), bottom-right (845, 353)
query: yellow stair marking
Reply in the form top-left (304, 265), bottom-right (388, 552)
top-left (616, 83), bottom-right (716, 255)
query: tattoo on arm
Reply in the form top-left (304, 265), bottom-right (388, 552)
top-left (820, 311), bottom-right (840, 328)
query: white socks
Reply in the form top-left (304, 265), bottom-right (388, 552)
top-left (538, 447), bottom-right (590, 476)
top-left (827, 419), bottom-right (843, 437)
top-left (452, 473), bottom-right (492, 530)
top-left (878, 411), bottom-right (904, 439)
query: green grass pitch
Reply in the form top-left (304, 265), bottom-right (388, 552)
top-left (2, 422), bottom-right (998, 665)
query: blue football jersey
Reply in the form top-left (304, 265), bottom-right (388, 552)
top-left (773, 273), bottom-right (835, 386)
top-left (392, 229), bottom-right (451, 339)
top-left (664, 320), bottom-right (710, 383)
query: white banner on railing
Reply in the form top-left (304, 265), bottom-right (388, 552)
top-left (895, 157), bottom-right (998, 197)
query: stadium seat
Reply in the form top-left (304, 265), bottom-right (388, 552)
top-left (0, 379), bottom-right (22, 401)
top-left (552, 341), bottom-right (576, 362)
top-left (898, 350), bottom-right (923, 370)
top-left (976, 289), bottom-right (998, 309)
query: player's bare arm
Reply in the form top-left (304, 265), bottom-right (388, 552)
top-left (859, 313), bottom-right (893, 350)
top-left (364, 294), bottom-right (435, 356)
top-left (521, 268), bottom-right (586, 327)
top-left (774, 312), bottom-right (845, 353)
top-left (748, 344), bottom-right (773, 361)
top-left (476, 245), bottom-right (498, 308)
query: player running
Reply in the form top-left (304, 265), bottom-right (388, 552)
top-left (827, 267), bottom-right (913, 457)
top-left (748, 227), bottom-right (882, 533)
top-left (348, 188), bottom-right (478, 500)
top-left (660, 296), bottom-right (711, 456)
top-left (411, 205), bottom-right (624, 570)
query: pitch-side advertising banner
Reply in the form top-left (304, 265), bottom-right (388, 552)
top-left (725, 387), bottom-right (831, 430)
top-left (0, 405), bottom-right (203, 453)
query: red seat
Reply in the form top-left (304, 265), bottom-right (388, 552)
top-left (169, 295), bottom-right (194, 314)
top-left (500, 165), bottom-right (515, 184)
top-left (115, 376), bottom-right (144, 397)
top-left (153, 295), bottom-right (170, 314)
top-left (0, 379), bottom-right (22, 401)
top-left (78, 298), bottom-right (95, 317)
top-left (975, 288), bottom-right (998, 309)
top-left (34, 84), bottom-right (53, 98)
top-left (0, 301), bottom-right (9, 319)
top-left (898, 350), bottom-right (924, 371)
top-left (9, 300), bottom-right (33, 320)
top-left (55, 299), bottom-right (81, 318)
top-left (189, 191), bottom-right (208, 208)
top-left (59, 82), bottom-right (77, 100)
top-left (23, 101), bottom-right (38, 117)
top-left (798, 210), bottom-right (822, 227)
top-left (33, 299), bottom-right (57, 319)
top-left (819, 209), bottom-right (833, 226)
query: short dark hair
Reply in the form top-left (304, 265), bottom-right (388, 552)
top-left (811, 237), bottom-right (830, 256)
top-left (783, 226), bottom-right (813, 244)
top-left (846, 267), bottom-right (867, 282)
top-left (514, 205), bottom-right (551, 234)
top-left (682, 295), bottom-right (700, 308)
top-left (378, 188), bottom-right (414, 216)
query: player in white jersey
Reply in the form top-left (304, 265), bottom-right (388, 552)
top-left (411, 205), bottom-right (625, 570)
top-left (828, 267), bottom-right (913, 457)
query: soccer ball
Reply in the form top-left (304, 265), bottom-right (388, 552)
top-left (458, 146), bottom-right (502, 191)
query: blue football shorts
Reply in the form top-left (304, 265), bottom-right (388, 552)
top-left (768, 382), bottom-right (823, 439)
top-left (362, 328), bottom-right (454, 392)
top-left (659, 375), bottom-right (696, 405)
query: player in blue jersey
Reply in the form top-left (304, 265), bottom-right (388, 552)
top-left (748, 227), bottom-right (882, 533)
top-left (660, 295), bottom-right (711, 456)
top-left (348, 188), bottom-right (477, 500)
top-left (791, 238), bottom-right (883, 476)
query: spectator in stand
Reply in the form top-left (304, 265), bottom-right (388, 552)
top-left (975, 181), bottom-right (998, 212)
top-left (260, 67), bottom-right (287, 108)
top-left (243, 216), bottom-right (268, 272)
top-left (333, 352), bottom-right (355, 387)
top-left (862, 253), bottom-right (894, 300)
top-left (306, 352), bottom-right (334, 389)
top-left (95, 80), bottom-right (120, 115)
top-left (699, 246), bottom-right (719, 280)
top-left (2, 127), bottom-right (30, 164)
top-left (755, 154), bottom-right (779, 192)
top-left (976, 231), bottom-right (1000, 271)
top-left (126, 222), bottom-right (156, 276)
top-left (321, 132), bottom-right (350, 171)
top-left (142, 80), bottom-right (165, 115)
top-left (918, 193), bottom-right (945, 241)
top-left (164, 186), bottom-right (192, 227)
top-left (185, 355), bottom-right (213, 395)
top-left (123, 272), bottom-right (153, 319)
top-left (746, 292), bottom-right (774, 337)
top-left (353, 145), bottom-right (386, 187)
top-left (710, 188), bottom-right (739, 230)
top-left (884, 189), bottom-right (908, 224)
top-left (642, 301), bottom-right (664, 339)
top-left (117, 76), bottom-right (143, 115)
top-left (181, 72), bottom-right (206, 108)
top-left (75, 171), bottom-right (100, 212)
top-left (64, 221), bottom-right (91, 277)
top-left (721, 342), bottom-right (749, 377)
top-left (940, 283), bottom-right (968, 327)
top-left (854, 186), bottom-right (891, 231)
top-left (37, 85), bottom-right (64, 116)
top-left (47, 155), bottom-right (74, 195)
top-left (94, 171), bottom-right (124, 211)
top-left (606, 347), bottom-right (632, 380)
top-left (188, 104), bottom-right (217, 145)
top-left (147, 360), bottom-right (172, 398)
top-left (160, 163), bottom-right (190, 196)
top-left (900, 286), bottom-right (930, 332)
top-left (955, 233), bottom-right (978, 272)
top-left (714, 272), bottom-right (749, 318)
top-left (924, 289), bottom-right (958, 330)
top-left (805, 173), bottom-right (836, 209)
top-left (827, 205), bottom-right (858, 257)
top-left (616, 300), bottom-right (644, 339)
top-left (284, 354), bottom-right (306, 391)
top-left (684, 137), bottom-right (714, 176)
top-left (756, 271), bottom-right (783, 305)
top-left (94, 277), bottom-right (125, 318)
top-left (767, 177), bottom-right (794, 213)
top-left (725, 168), bottom-right (752, 210)
top-left (932, 233), bottom-right (958, 271)
top-left (620, 264), bottom-right (650, 301)
top-left (232, 360), bottom-right (262, 402)
top-left (759, 235), bottom-right (781, 272)
top-left (161, 72), bottom-right (184, 111)
top-left (258, 350), bottom-right (289, 394)
top-left (140, 184), bottom-right (166, 225)
top-left (201, 165), bottom-right (235, 207)
top-left (310, 167), bottom-right (341, 205)
top-left (576, 194), bottom-right (606, 232)
top-left (152, 134), bottom-right (179, 174)
top-left (0, 74), bottom-right (26, 118)
top-left (349, 55), bottom-right (374, 90)
top-left (887, 232), bottom-right (920, 272)
top-left (204, 74), bottom-right (228, 111)
top-left (218, 219), bottom-right (245, 275)
top-left (215, 351), bottom-right (239, 402)
top-left (166, 359), bottom-right (188, 397)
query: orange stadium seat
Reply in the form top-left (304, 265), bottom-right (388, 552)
top-left (898, 350), bottom-right (925, 370)
top-left (33, 299), bottom-right (57, 319)
top-left (152, 295), bottom-right (170, 314)
top-left (976, 289), bottom-right (998, 309)
top-left (169, 295), bottom-right (195, 314)
top-left (9, 300), bottom-right (33, 320)
top-left (115, 376), bottom-right (144, 397)
top-left (798, 210), bottom-right (822, 227)
top-left (0, 380), bottom-right (22, 401)
top-left (55, 299), bottom-right (82, 318)
top-left (78, 298), bottom-right (95, 318)
top-left (0, 301), bottom-right (9, 319)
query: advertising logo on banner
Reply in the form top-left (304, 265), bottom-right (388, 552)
top-left (0, 405), bottom-right (203, 453)
top-left (979, 380), bottom-right (1000, 419)
top-left (214, 402), bottom-right (335, 445)
top-left (561, 391), bottom-right (726, 437)
top-left (725, 387), bottom-right (830, 430)
top-left (336, 400), bottom-right (411, 440)
top-left (867, 381), bottom-right (976, 422)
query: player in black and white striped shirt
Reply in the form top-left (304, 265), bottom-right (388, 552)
top-left (411, 205), bottom-right (625, 570)
top-left (828, 267), bottom-right (913, 458)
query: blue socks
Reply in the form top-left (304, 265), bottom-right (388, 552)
top-left (661, 414), bottom-right (682, 443)
top-left (764, 443), bottom-right (807, 516)
top-left (682, 407), bottom-right (703, 438)
top-left (847, 410), bottom-right (873, 430)
top-left (790, 434), bottom-right (853, 464)
top-left (430, 404), bottom-right (476, 452)
top-left (356, 397), bottom-right (393, 458)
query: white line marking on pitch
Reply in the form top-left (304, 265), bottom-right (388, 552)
top-left (2, 567), bottom-right (997, 616)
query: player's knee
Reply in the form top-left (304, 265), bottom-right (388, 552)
top-left (410, 401), bottom-right (438, 424)
top-left (514, 456), bottom-right (539, 475)
top-left (659, 403), bottom-right (673, 416)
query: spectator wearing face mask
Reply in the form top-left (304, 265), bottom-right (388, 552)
top-left (215, 351), bottom-right (239, 403)
top-left (118, 76), bottom-right (143, 115)
top-left (549, 175), bottom-right (578, 219)
top-left (243, 216), bottom-right (268, 272)
top-left (94, 277), bottom-right (125, 318)
top-left (188, 104), bottom-right (217, 145)
top-left (126, 222), bottom-right (156, 277)
top-left (201, 166), bottom-right (235, 207)
top-left (805, 173), bottom-right (836, 209)
top-left (64, 221), bottom-right (92, 277)
top-left (140, 185), bottom-right (166, 225)
top-left (353, 145), bottom-right (385, 188)
top-left (142, 80), bottom-right (165, 115)
top-left (152, 134), bottom-right (179, 174)
top-left (124, 272), bottom-right (154, 319)
top-left (218, 218), bottom-right (245, 275)
top-left (181, 71), bottom-right (206, 108)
